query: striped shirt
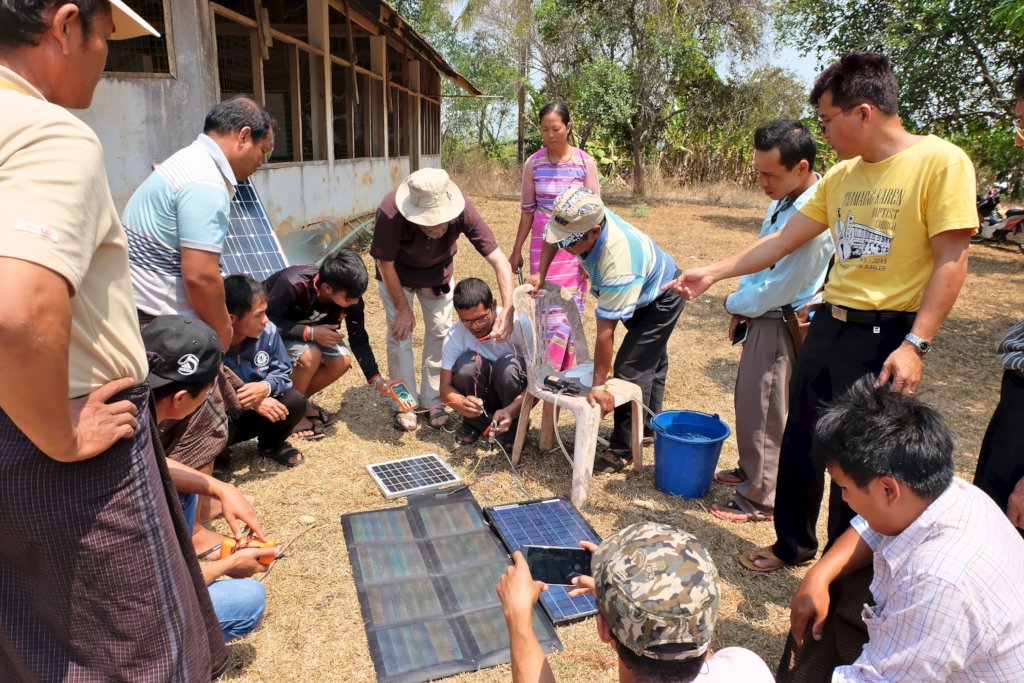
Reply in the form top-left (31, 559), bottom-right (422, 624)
top-left (579, 209), bottom-right (677, 321)
top-left (834, 478), bottom-right (1024, 682)
top-left (998, 320), bottom-right (1024, 375)
top-left (520, 147), bottom-right (597, 214)
top-left (122, 134), bottom-right (237, 316)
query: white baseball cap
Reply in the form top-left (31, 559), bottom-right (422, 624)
top-left (109, 0), bottom-right (160, 40)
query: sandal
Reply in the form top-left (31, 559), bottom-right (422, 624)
top-left (291, 416), bottom-right (326, 441)
top-left (594, 450), bottom-right (626, 473)
top-left (427, 406), bottom-right (449, 429)
top-left (455, 422), bottom-right (481, 445)
top-left (259, 442), bottom-right (305, 468)
top-left (710, 497), bottom-right (773, 523)
top-left (738, 545), bottom-right (812, 573)
top-left (393, 411), bottom-right (417, 432)
top-left (714, 467), bottom-right (748, 486)
top-left (306, 405), bottom-right (333, 428)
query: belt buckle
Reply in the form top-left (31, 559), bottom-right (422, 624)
top-left (831, 305), bottom-right (847, 322)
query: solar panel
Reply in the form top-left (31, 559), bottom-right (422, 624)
top-left (484, 498), bottom-right (603, 624)
top-left (342, 488), bottom-right (561, 683)
top-left (221, 179), bottom-right (289, 282)
top-left (366, 453), bottom-right (462, 499)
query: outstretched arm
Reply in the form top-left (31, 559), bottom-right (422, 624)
top-left (496, 551), bottom-right (556, 683)
top-left (666, 212), bottom-right (828, 300)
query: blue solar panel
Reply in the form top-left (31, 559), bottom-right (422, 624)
top-left (221, 179), bottom-right (288, 282)
top-left (484, 498), bottom-right (602, 624)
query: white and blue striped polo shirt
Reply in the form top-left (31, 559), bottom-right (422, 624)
top-left (122, 134), bottom-right (236, 316)
top-left (580, 209), bottom-right (677, 321)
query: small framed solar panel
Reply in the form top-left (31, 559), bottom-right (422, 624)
top-left (484, 497), bottom-right (603, 624)
top-left (221, 179), bottom-right (289, 282)
top-left (367, 453), bottom-right (463, 499)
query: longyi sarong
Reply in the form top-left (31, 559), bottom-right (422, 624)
top-left (0, 385), bottom-right (227, 681)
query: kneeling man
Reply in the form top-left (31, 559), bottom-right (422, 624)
top-left (785, 376), bottom-right (1024, 681)
top-left (440, 278), bottom-right (526, 447)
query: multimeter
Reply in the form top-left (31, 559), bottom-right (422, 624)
top-left (384, 380), bottom-right (418, 412)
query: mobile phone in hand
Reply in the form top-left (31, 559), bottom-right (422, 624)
top-left (521, 545), bottom-right (592, 586)
top-left (731, 320), bottom-right (749, 346)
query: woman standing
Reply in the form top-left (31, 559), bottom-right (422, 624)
top-left (511, 102), bottom-right (600, 369)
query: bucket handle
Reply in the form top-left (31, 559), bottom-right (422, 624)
top-left (648, 408), bottom-right (723, 434)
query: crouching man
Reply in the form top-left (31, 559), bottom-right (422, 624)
top-left (143, 316), bottom-right (275, 642)
top-left (496, 522), bottom-right (775, 682)
top-left (782, 376), bottom-right (1024, 681)
top-left (440, 278), bottom-right (526, 448)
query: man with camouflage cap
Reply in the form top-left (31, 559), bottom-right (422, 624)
top-left (496, 522), bottom-right (774, 681)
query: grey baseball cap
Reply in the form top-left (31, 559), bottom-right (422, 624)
top-left (592, 522), bottom-right (720, 661)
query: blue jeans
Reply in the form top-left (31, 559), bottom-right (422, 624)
top-left (179, 494), bottom-right (266, 642)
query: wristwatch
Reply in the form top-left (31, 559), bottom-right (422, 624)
top-left (904, 333), bottom-right (931, 355)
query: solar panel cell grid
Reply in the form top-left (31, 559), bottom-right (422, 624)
top-left (221, 180), bottom-right (289, 282)
top-left (485, 498), bottom-right (603, 624)
top-left (367, 454), bottom-right (462, 499)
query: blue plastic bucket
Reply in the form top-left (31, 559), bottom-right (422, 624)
top-left (651, 410), bottom-right (731, 499)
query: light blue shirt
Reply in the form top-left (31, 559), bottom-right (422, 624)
top-left (726, 177), bottom-right (834, 318)
top-left (123, 134), bottom-right (237, 315)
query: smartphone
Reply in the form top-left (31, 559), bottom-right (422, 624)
top-left (521, 545), bottom-right (591, 585)
top-left (385, 380), bottom-right (418, 412)
top-left (731, 320), bottom-right (749, 346)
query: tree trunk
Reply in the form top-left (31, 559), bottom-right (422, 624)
top-left (631, 127), bottom-right (647, 200)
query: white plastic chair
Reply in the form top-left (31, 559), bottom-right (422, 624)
top-left (510, 284), bottom-right (643, 509)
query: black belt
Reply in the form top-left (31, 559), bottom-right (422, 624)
top-left (828, 304), bottom-right (916, 326)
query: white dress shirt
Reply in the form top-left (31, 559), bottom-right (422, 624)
top-left (833, 477), bottom-right (1024, 682)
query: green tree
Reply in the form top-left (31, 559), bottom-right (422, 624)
top-left (778, 0), bottom-right (1024, 131)
top-left (536, 0), bottom-right (769, 198)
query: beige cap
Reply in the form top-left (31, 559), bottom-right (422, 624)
top-left (545, 187), bottom-right (605, 244)
top-left (395, 168), bottom-right (466, 226)
top-left (110, 0), bottom-right (160, 41)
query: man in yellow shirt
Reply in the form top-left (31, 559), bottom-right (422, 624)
top-left (668, 51), bottom-right (976, 575)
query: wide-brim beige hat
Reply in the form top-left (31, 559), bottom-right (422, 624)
top-left (395, 168), bottom-right (466, 226)
top-left (544, 186), bottom-right (605, 244)
top-left (110, 0), bottom-right (161, 41)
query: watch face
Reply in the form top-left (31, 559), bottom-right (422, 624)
top-left (919, 340), bottom-right (931, 353)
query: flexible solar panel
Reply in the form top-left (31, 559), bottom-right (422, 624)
top-left (366, 453), bottom-right (462, 499)
top-left (221, 179), bottom-right (288, 282)
top-left (342, 488), bottom-right (562, 683)
top-left (485, 498), bottom-right (603, 624)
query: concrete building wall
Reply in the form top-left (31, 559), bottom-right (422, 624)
top-left (76, 2), bottom-right (442, 233)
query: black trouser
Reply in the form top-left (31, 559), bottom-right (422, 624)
top-left (973, 369), bottom-right (1024, 538)
top-left (451, 350), bottom-right (526, 434)
top-left (772, 307), bottom-right (912, 565)
top-left (608, 287), bottom-right (685, 456)
top-left (229, 388), bottom-right (306, 450)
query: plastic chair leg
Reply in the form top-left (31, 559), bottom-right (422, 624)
top-left (630, 399), bottom-right (643, 471)
top-left (512, 393), bottom-right (536, 465)
top-left (539, 401), bottom-right (556, 451)
top-left (570, 403), bottom-right (602, 510)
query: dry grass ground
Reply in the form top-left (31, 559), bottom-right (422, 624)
top-left (218, 193), bottom-right (1024, 682)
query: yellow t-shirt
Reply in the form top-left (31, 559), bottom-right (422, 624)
top-left (798, 134), bottom-right (977, 311)
top-left (0, 66), bottom-right (147, 398)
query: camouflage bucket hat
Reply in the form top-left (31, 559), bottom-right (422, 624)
top-left (592, 522), bottom-right (720, 661)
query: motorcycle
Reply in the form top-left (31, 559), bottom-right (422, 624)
top-left (973, 182), bottom-right (1024, 251)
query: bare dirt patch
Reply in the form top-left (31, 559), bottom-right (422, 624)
top-left (218, 195), bottom-right (1022, 682)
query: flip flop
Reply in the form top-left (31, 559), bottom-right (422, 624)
top-left (714, 467), bottom-right (748, 486)
top-left (306, 405), bottom-right (333, 428)
top-left (594, 450), bottom-right (626, 473)
top-left (738, 545), bottom-right (812, 573)
top-left (710, 497), bottom-right (774, 523)
top-left (259, 442), bottom-right (305, 467)
top-left (393, 411), bottom-right (417, 432)
top-left (455, 422), bottom-right (481, 445)
top-left (291, 416), bottom-right (326, 441)
top-left (427, 406), bottom-right (449, 429)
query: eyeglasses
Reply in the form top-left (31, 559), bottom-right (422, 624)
top-left (459, 312), bottom-right (492, 328)
top-left (816, 104), bottom-right (871, 134)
